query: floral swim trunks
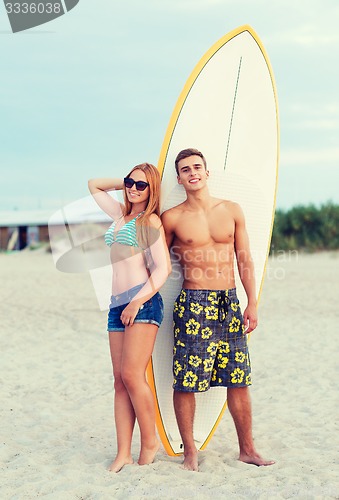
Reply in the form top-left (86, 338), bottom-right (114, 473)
top-left (173, 288), bottom-right (251, 392)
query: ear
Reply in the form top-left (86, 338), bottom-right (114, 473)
top-left (206, 170), bottom-right (210, 177)
top-left (177, 175), bottom-right (182, 185)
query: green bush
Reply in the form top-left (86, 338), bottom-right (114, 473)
top-left (270, 202), bottom-right (339, 252)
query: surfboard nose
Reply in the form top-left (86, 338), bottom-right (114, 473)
top-left (4, 0), bottom-right (80, 33)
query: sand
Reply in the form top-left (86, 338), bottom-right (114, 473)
top-left (1, 248), bottom-right (338, 499)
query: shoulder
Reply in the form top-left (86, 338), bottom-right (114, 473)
top-left (137, 213), bottom-right (163, 246)
top-left (227, 201), bottom-right (246, 226)
top-left (162, 202), bottom-right (186, 217)
top-left (161, 204), bottom-right (185, 226)
top-left (229, 201), bottom-right (244, 219)
top-left (148, 213), bottom-right (162, 230)
top-left (211, 199), bottom-right (245, 225)
top-left (216, 199), bottom-right (244, 218)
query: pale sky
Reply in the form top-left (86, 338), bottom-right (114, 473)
top-left (1, 0), bottom-right (339, 212)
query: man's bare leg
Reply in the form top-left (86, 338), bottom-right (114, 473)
top-left (227, 387), bottom-right (275, 466)
top-left (173, 390), bottom-right (199, 471)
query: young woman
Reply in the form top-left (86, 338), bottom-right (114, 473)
top-left (88, 163), bottom-right (171, 473)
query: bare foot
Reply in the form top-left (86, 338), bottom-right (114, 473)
top-left (138, 439), bottom-right (160, 466)
top-left (181, 449), bottom-right (199, 471)
top-left (239, 451), bottom-right (275, 467)
top-left (108, 454), bottom-right (134, 473)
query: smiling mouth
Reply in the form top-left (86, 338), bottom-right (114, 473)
top-left (189, 178), bottom-right (200, 183)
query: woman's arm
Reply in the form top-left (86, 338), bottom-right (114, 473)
top-left (88, 178), bottom-right (124, 219)
top-left (120, 215), bottom-right (172, 326)
top-left (141, 217), bottom-right (172, 295)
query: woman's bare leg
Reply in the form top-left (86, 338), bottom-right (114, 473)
top-left (108, 331), bottom-right (135, 472)
top-left (121, 323), bottom-right (159, 465)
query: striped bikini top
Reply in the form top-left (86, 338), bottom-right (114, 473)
top-left (104, 212), bottom-right (144, 248)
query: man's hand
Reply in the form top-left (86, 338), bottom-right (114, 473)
top-left (243, 304), bottom-right (258, 334)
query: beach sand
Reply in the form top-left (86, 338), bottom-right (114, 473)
top-left (1, 249), bottom-right (338, 499)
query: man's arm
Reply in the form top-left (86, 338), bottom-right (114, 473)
top-left (233, 203), bottom-right (258, 333)
top-left (161, 209), bottom-right (176, 248)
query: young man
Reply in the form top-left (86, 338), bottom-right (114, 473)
top-left (161, 148), bottom-right (274, 471)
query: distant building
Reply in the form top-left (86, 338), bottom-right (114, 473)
top-left (0, 206), bottom-right (110, 251)
top-left (0, 210), bottom-right (53, 251)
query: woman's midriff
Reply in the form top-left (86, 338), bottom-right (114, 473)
top-left (110, 246), bottom-right (149, 295)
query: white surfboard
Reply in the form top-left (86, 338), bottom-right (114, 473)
top-left (146, 25), bottom-right (279, 456)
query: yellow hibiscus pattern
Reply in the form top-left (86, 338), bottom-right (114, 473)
top-left (235, 351), bottom-right (245, 363)
top-left (219, 341), bottom-right (230, 354)
top-left (217, 353), bottom-right (229, 369)
top-left (185, 318), bottom-right (200, 335)
top-left (183, 371), bottom-right (198, 388)
top-left (201, 327), bottom-right (213, 339)
top-left (172, 288), bottom-right (251, 393)
top-left (190, 302), bottom-right (204, 315)
top-left (207, 342), bottom-right (218, 356)
top-left (203, 358), bottom-right (214, 372)
top-left (176, 340), bottom-right (185, 347)
top-left (231, 367), bottom-right (245, 384)
top-left (174, 360), bottom-right (183, 376)
top-left (198, 380), bottom-right (209, 392)
top-left (230, 302), bottom-right (239, 312)
top-left (207, 292), bottom-right (218, 305)
top-left (174, 301), bottom-right (185, 318)
top-left (229, 317), bottom-right (241, 333)
top-left (205, 305), bottom-right (218, 320)
top-left (189, 355), bottom-right (202, 368)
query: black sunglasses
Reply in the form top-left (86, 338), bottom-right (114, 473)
top-left (124, 177), bottom-right (149, 191)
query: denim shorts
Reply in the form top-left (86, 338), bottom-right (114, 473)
top-left (107, 283), bottom-right (164, 332)
top-left (173, 288), bottom-right (251, 392)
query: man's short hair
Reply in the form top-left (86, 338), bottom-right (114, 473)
top-left (175, 148), bottom-right (207, 175)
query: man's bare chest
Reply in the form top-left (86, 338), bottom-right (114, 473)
top-left (174, 213), bottom-right (235, 247)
